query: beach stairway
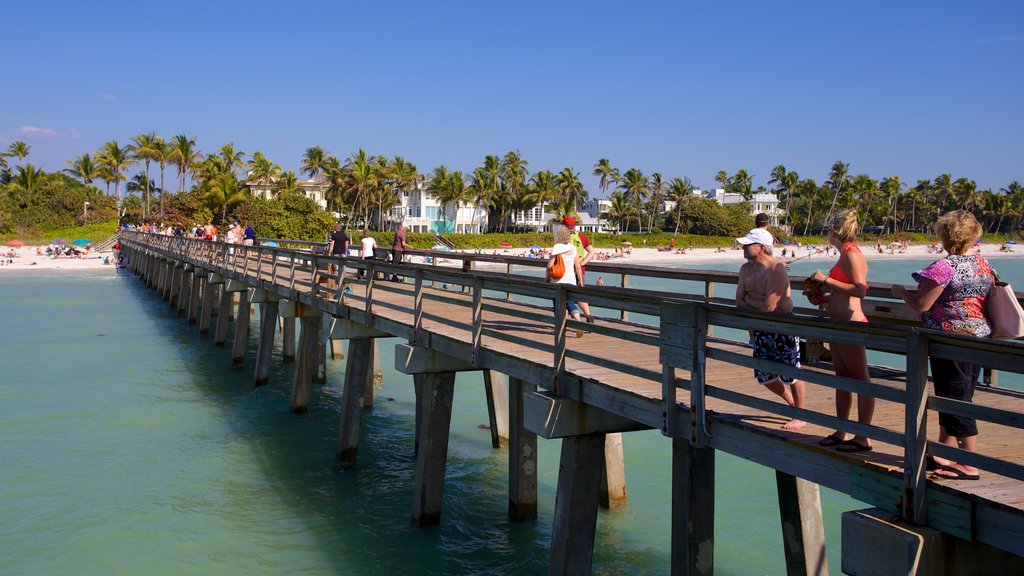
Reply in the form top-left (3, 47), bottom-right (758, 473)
top-left (93, 235), bottom-right (118, 252)
top-left (433, 234), bottom-right (455, 249)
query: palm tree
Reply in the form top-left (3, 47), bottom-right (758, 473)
top-left (607, 191), bottom-right (634, 233)
top-left (301, 146), bottom-right (329, 178)
top-left (96, 140), bottom-right (133, 204)
top-left (130, 132), bottom-right (163, 219)
top-left (273, 170), bottom-right (302, 197)
top-left (714, 170), bottom-right (729, 192)
top-left (126, 173), bottom-right (160, 214)
top-left (768, 165), bottom-right (799, 229)
top-left (731, 169), bottom-right (754, 201)
top-left (879, 175), bottom-right (902, 233)
top-left (168, 134), bottom-right (200, 192)
top-left (500, 151), bottom-right (529, 232)
top-left (6, 141), bottom-right (30, 167)
top-left (593, 158), bottom-right (618, 199)
top-left (346, 149), bottom-right (376, 229)
top-left (247, 151), bottom-right (281, 184)
top-left (667, 176), bottom-right (694, 235)
top-left (205, 173), bottom-right (248, 223)
top-left (474, 155), bottom-right (503, 231)
top-left (619, 168), bottom-right (648, 233)
top-left (388, 156), bottom-right (420, 229)
top-left (64, 153), bottom-right (101, 185)
top-left (555, 167), bottom-right (586, 210)
top-left (530, 170), bottom-right (559, 211)
top-left (11, 164), bottom-right (45, 207)
top-left (218, 143), bottom-right (246, 178)
top-left (824, 160), bottom-right (849, 224)
top-left (645, 172), bottom-right (666, 232)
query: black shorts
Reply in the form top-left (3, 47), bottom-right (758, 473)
top-left (753, 331), bottom-right (800, 385)
top-left (929, 357), bottom-right (979, 437)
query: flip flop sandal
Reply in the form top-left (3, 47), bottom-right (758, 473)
top-left (836, 440), bottom-right (873, 453)
top-left (818, 434), bottom-right (845, 447)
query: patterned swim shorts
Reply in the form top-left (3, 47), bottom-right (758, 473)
top-left (753, 331), bottom-right (800, 385)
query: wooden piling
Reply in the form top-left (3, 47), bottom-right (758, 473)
top-left (484, 370), bottom-right (510, 449)
top-left (213, 285), bottom-right (232, 346)
top-left (290, 311), bottom-right (322, 413)
top-left (508, 377), bottom-right (537, 522)
top-left (671, 438), bottom-right (715, 576)
top-left (410, 371), bottom-right (456, 527)
top-left (253, 298), bottom-right (279, 387)
top-left (775, 471), bottom-right (829, 576)
top-left (335, 338), bottom-right (374, 470)
top-left (231, 291), bottom-right (251, 368)
top-left (281, 316), bottom-right (296, 363)
top-left (600, 433), bottom-right (627, 509)
top-left (548, 434), bottom-right (605, 575)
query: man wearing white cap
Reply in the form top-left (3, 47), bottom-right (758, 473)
top-left (735, 228), bottom-right (806, 430)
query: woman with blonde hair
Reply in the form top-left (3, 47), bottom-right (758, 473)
top-left (892, 210), bottom-right (993, 480)
top-left (806, 209), bottom-right (875, 452)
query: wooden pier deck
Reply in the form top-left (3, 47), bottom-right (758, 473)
top-left (119, 232), bottom-right (1024, 574)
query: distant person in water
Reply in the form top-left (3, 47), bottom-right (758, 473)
top-left (736, 228), bottom-right (806, 430)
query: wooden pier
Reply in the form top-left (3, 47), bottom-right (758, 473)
top-left (118, 232), bottom-right (1024, 575)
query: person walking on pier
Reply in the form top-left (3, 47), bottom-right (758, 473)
top-left (549, 226), bottom-right (585, 338)
top-left (892, 210), bottom-right (992, 481)
top-left (390, 223), bottom-right (412, 282)
top-left (563, 215), bottom-right (596, 323)
top-left (807, 209), bottom-right (875, 453)
top-left (327, 223), bottom-right (349, 289)
top-left (736, 228), bottom-right (806, 430)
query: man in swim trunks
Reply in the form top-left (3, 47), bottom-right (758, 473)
top-left (735, 228), bottom-right (806, 430)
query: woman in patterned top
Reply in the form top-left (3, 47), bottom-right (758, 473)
top-left (892, 210), bottom-right (993, 481)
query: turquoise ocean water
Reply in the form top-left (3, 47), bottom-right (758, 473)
top-left (1, 255), bottom-right (1020, 575)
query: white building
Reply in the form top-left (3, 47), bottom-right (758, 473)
top-left (704, 188), bottom-right (783, 227)
top-left (512, 204), bottom-right (603, 233)
top-left (246, 175), bottom-right (329, 209)
top-left (392, 181), bottom-right (488, 234)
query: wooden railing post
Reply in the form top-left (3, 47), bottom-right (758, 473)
top-left (703, 282), bottom-right (714, 338)
top-left (620, 274), bottom-right (630, 321)
top-left (691, 306), bottom-right (710, 448)
top-left (903, 329), bottom-right (929, 525)
top-left (413, 269), bottom-right (424, 345)
top-left (554, 286), bottom-right (568, 395)
top-left (472, 276), bottom-right (483, 366)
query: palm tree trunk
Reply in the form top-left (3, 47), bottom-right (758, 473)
top-left (159, 165), bottom-right (166, 218)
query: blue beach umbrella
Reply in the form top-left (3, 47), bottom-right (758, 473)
top-left (72, 239), bottom-right (92, 246)
top-left (1007, 241), bottom-right (1017, 245)
top-left (262, 241), bottom-right (278, 247)
top-left (529, 244), bottom-right (541, 250)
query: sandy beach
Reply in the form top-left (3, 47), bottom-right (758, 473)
top-left (3, 241), bottom-right (1019, 275)
top-left (477, 242), bottom-right (1023, 268)
top-left (0, 246), bottom-right (118, 275)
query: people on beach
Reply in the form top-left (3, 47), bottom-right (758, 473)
top-left (807, 209), bottom-right (875, 452)
top-left (548, 226), bottom-right (585, 338)
top-left (891, 210), bottom-right (993, 481)
top-left (735, 227), bottom-right (806, 430)
top-left (563, 216), bottom-right (595, 323)
top-left (391, 223), bottom-right (412, 282)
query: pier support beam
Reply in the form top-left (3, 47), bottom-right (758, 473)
top-left (600, 433), bottom-right (627, 510)
top-left (335, 338), bottom-right (375, 470)
top-left (251, 289), bottom-right (280, 388)
top-left (281, 316), bottom-right (296, 363)
top-left (548, 433), bottom-right (605, 575)
top-left (484, 370), bottom-right (509, 449)
top-left (776, 471), bottom-right (829, 576)
top-left (671, 438), bottom-right (715, 576)
top-left (508, 377), bottom-right (537, 522)
top-left (213, 283), bottom-right (233, 346)
top-left (410, 371), bottom-right (456, 527)
top-left (289, 303), bottom-right (322, 413)
top-left (231, 289), bottom-right (252, 367)
top-left (178, 265), bottom-right (193, 317)
top-left (187, 268), bottom-right (204, 325)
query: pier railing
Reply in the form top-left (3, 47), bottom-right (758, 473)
top-left (122, 231), bottom-right (1024, 532)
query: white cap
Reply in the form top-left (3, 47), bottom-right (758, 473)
top-left (736, 228), bottom-right (774, 246)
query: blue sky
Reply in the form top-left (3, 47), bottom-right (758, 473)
top-left (2, 1), bottom-right (1021, 194)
